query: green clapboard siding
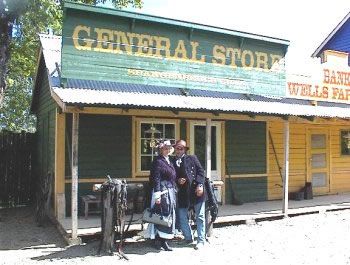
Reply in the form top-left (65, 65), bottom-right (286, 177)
top-left (226, 121), bottom-right (266, 174)
top-left (34, 59), bottom-right (57, 180)
top-left (62, 4), bottom-right (287, 97)
top-left (65, 114), bottom-right (132, 179)
top-left (225, 177), bottom-right (267, 203)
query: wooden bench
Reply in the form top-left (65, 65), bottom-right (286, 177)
top-left (81, 195), bottom-right (101, 219)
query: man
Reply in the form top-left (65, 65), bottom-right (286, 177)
top-left (173, 139), bottom-right (206, 250)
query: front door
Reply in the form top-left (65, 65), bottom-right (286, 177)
top-left (189, 121), bottom-right (222, 201)
top-left (307, 129), bottom-right (330, 194)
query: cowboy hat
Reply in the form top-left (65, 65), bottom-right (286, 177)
top-left (173, 139), bottom-right (189, 150)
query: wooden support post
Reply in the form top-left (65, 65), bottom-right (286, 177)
top-left (282, 120), bottom-right (290, 216)
top-left (206, 118), bottom-right (211, 180)
top-left (54, 110), bottom-right (65, 220)
top-left (71, 112), bottom-right (80, 244)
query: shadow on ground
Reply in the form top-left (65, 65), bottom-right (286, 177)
top-left (0, 206), bottom-right (66, 250)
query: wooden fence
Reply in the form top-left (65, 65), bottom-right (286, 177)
top-left (0, 131), bottom-right (36, 208)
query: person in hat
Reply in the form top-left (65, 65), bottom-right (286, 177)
top-left (172, 139), bottom-right (206, 250)
top-left (145, 139), bottom-right (177, 251)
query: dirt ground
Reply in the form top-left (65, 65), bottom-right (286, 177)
top-left (1, 206), bottom-right (350, 265)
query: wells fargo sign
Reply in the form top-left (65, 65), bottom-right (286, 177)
top-left (287, 51), bottom-right (350, 103)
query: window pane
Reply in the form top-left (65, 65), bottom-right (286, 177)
top-left (194, 125), bottom-right (217, 170)
top-left (141, 139), bottom-right (153, 154)
top-left (312, 172), bottom-right (327, 187)
top-left (141, 156), bottom-right (153, 171)
top-left (311, 153), bottom-right (326, 168)
top-left (311, 134), bottom-right (326, 149)
top-left (138, 121), bottom-right (176, 172)
top-left (141, 123), bottom-right (149, 135)
top-left (341, 131), bottom-right (350, 155)
top-left (165, 124), bottom-right (175, 139)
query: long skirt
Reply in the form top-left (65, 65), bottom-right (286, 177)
top-left (144, 185), bottom-right (176, 239)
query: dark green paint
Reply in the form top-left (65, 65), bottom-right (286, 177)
top-left (225, 120), bottom-right (266, 174)
top-left (65, 114), bottom-right (132, 179)
top-left (33, 59), bottom-right (57, 180)
top-left (180, 119), bottom-right (186, 140)
top-left (62, 3), bottom-right (288, 97)
top-left (225, 177), bottom-right (267, 203)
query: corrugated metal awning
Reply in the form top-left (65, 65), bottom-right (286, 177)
top-left (52, 85), bottom-right (350, 118)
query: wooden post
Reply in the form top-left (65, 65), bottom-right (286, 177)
top-left (206, 118), bottom-right (211, 179)
top-left (54, 110), bottom-right (65, 219)
top-left (282, 120), bottom-right (290, 216)
top-left (71, 112), bottom-right (80, 243)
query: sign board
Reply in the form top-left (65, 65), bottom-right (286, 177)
top-left (62, 2), bottom-right (288, 97)
top-left (287, 50), bottom-right (350, 103)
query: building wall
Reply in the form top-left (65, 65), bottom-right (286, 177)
top-left (225, 120), bottom-right (267, 203)
top-left (268, 121), bottom-right (350, 200)
top-left (330, 125), bottom-right (350, 192)
top-left (268, 121), bottom-right (307, 200)
top-left (64, 114), bottom-right (132, 214)
top-left (34, 59), bottom-right (57, 184)
top-left (324, 19), bottom-right (350, 54)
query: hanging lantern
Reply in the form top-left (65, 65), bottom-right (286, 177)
top-left (144, 124), bottom-right (161, 147)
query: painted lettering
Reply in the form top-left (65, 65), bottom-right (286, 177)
top-left (212, 45), bottom-right (226, 65)
top-left (288, 82), bottom-right (299, 95)
top-left (94, 28), bottom-right (113, 52)
top-left (255, 51), bottom-right (268, 69)
top-left (190, 41), bottom-right (205, 62)
top-left (323, 69), bottom-right (330, 84)
top-left (113, 31), bottom-right (133, 53)
top-left (153, 36), bottom-right (171, 57)
top-left (226, 48), bottom-right (241, 67)
top-left (173, 40), bottom-right (188, 59)
top-left (72, 25), bottom-right (92, 51)
top-left (241, 50), bottom-right (254, 68)
top-left (71, 25), bottom-right (283, 70)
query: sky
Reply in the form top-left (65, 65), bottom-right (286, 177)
top-left (125, 0), bottom-right (350, 75)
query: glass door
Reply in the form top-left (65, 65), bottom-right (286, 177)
top-left (189, 121), bottom-right (222, 201)
top-left (307, 129), bottom-right (330, 194)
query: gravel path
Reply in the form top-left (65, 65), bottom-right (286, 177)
top-left (1, 206), bottom-right (350, 265)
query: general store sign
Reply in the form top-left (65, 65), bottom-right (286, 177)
top-left (62, 2), bottom-right (288, 97)
top-left (287, 51), bottom-right (350, 103)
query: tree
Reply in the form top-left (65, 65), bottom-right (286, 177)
top-left (0, 0), bottom-right (142, 132)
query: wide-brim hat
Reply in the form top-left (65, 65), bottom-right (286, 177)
top-left (173, 139), bottom-right (189, 150)
top-left (157, 140), bottom-right (174, 155)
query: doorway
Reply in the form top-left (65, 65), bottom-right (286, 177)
top-left (188, 121), bottom-right (222, 201)
top-left (307, 129), bottom-right (330, 194)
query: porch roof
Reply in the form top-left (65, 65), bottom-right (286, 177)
top-left (52, 78), bottom-right (350, 118)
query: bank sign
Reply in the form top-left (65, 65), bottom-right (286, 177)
top-left (287, 50), bottom-right (350, 103)
top-left (62, 2), bottom-right (288, 97)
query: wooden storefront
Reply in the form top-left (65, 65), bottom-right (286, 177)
top-left (31, 2), bottom-right (350, 240)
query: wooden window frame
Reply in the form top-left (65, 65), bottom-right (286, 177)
top-left (134, 118), bottom-right (180, 177)
top-left (340, 130), bottom-right (350, 156)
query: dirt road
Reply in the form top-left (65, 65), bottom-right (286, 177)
top-left (1, 206), bottom-right (350, 265)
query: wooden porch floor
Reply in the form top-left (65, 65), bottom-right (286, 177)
top-left (58, 192), bottom-right (350, 237)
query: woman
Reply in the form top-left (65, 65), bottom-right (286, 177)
top-left (146, 139), bottom-right (177, 251)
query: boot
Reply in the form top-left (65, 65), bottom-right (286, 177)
top-left (152, 235), bottom-right (162, 250)
top-left (161, 239), bottom-right (173, 251)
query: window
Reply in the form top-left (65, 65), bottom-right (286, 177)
top-left (341, 130), bottom-right (350, 155)
top-left (136, 118), bottom-right (179, 174)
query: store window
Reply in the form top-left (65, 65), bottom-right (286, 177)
top-left (340, 130), bottom-right (350, 155)
top-left (136, 119), bottom-right (178, 173)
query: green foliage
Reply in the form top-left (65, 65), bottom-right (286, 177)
top-left (0, 78), bottom-right (36, 132)
top-left (1, 0), bottom-right (142, 132)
